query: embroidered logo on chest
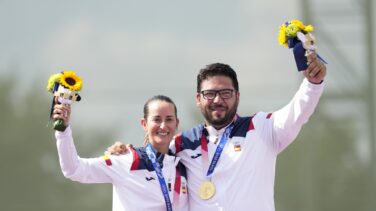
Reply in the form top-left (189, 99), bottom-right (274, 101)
top-left (191, 153), bottom-right (202, 159)
top-left (145, 176), bottom-right (155, 181)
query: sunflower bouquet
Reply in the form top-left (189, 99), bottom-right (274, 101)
top-left (47, 70), bottom-right (83, 131)
top-left (278, 19), bottom-right (326, 71)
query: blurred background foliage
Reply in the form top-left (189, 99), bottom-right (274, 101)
top-left (0, 77), bottom-right (112, 210)
top-left (276, 110), bottom-right (371, 211)
top-left (0, 74), bottom-right (373, 210)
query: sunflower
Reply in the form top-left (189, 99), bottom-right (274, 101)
top-left (47, 73), bottom-right (62, 93)
top-left (60, 70), bottom-right (83, 91)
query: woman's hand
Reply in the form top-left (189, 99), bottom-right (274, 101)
top-left (52, 103), bottom-right (71, 127)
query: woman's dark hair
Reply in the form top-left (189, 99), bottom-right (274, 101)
top-left (143, 95), bottom-right (177, 119)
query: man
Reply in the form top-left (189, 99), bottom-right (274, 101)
top-left (109, 53), bottom-right (326, 210)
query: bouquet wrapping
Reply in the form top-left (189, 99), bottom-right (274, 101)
top-left (278, 19), bottom-right (327, 71)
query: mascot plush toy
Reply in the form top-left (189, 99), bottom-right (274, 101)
top-left (46, 70), bottom-right (83, 131)
top-left (278, 19), bottom-right (327, 71)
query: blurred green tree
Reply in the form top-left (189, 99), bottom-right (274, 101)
top-left (276, 109), bottom-right (370, 211)
top-left (1, 75), bottom-right (370, 211)
top-left (0, 77), bottom-right (113, 211)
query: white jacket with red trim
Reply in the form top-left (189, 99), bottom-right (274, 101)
top-left (55, 128), bottom-right (189, 211)
top-left (170, 79), bottom-right (324, 211)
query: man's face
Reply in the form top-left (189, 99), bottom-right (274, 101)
top-left (196, 75), bottom-right (239, 129)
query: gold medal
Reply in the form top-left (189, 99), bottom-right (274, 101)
top-left (198, 181), bottom-right (216, 200)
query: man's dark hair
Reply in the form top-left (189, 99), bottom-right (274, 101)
top-left (196, 63), bottom-right (239, 92)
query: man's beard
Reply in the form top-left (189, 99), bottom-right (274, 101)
top-left (201, 100), bottom-right (238, 129)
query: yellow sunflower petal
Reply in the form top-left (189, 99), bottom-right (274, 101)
top-left (60, 70), bottom-right (83, 91)
top-left (278, 25), bottom-right (288, 47)
top-left (291, 20), bottom-right (305, 30)
top-left (304, 25), bottom-right (314, 32)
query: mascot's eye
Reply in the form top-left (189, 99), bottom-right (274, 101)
top-left (60, 93), bottom-right (64, 97)
top-left (69, 96), bottom-right (73, 100)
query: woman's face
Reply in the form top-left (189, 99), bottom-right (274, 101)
top-left (141, 100), bottom-right (179, 151)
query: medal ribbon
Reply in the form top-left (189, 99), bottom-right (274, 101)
top-left (201, 124), bottom-right (234, 179)
top-left (146, 144), bottom-right (177, 211)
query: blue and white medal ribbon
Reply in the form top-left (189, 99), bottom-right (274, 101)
top-left (199, 124), bottom-right (234, 200)
top-left (145, 144), bottom-right (173, 211)
top-left (206, 124), bottom-right (233, 178)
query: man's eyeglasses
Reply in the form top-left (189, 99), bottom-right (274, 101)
top-left (200, 89), bottom-right (235, 100)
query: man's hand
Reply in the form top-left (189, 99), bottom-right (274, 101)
top-left (303, 53), bottom-right (327, 84)
top-left (105, 142), bottom-right (133, 155)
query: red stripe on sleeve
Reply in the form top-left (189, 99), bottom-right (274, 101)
top-left (201, 135), bottom-right (208, 152)
top-left (248, 118), bottom-right (255, 131)
top-left (174, 167), bottom-right (181, 194)
top-left (130, 148), bottom-right (140, 171)
top-left (266, 112), bottom-right (273, 119)
top-left (105, 159), bottom-right (112, 166)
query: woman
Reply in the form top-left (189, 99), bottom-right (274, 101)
top-left (53, 95), bottom-right (188, 211)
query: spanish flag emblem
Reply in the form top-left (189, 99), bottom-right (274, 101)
top-left (234, 142), bottom-right (241, 152)
top-left (182, 183), bottom-right (187, 194)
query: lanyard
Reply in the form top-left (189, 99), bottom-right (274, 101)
top-left (146, 144), bottom-right (173, 211)
top-left (200, 124), bottom-right (234, 179)
top-left (146, 144), bottom-right (182, 211)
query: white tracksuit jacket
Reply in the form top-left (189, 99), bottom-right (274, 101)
top-left (171, 79), bottom-right (324, 211)
top-left (55, 128), bottom-right (189, 211)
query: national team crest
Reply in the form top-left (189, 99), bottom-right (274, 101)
top-left (233, 141), bottom-right (242, 152)
top-left (182, 182), bottom-right (187, 194)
